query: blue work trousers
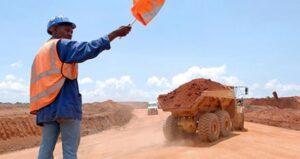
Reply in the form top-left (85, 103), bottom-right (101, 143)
top-left (38, 120), bottom-right (81, 159)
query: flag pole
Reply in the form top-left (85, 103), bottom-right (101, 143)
top-left (130, 19), bottom-right (137, 26)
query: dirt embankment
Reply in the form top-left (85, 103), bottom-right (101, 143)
top-left (81, 100), bottom-right (133, 136)
top-left (0, 100), bottom-right (134, 154)
top-left (245, 96), bottom-right (300, 109)
top-left (158, 78), bottom-right (230, 110)
top-left (244, 96), bottom-right (300, 130)
top-left (244, 105), bottom-right (300, 130)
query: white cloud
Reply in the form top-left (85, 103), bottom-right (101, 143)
top-left (265, 79), bottom-right (278, 89)
top-left (78, 77), bottom-right (93, 84)
top-left (78, 65), bottom-right (240, 102)
top-left (171, 65), bottom-right (227, 87)
top-left (5, 74), bottom-right (16, 81)
top-left (0, 75), bottom-right (26, 91)
top-left (282, 84), bottom-right (300, 92)
top-left (147, 76), bottom-right (170, 87)
top-left (0, 74), bottom-right (28, 102)
top-left (264, 79), bottom-right (300, 96)
top-left (143, 65), bottom-right (241, 100)
top-left (1, 65), bottom-right (300, 103)
top-left (89, 65), bottom-right (243, 102)
top-left (168, 65), bottom-right (244, 88)
top-left (10, 60), bottom-right (23, 69)
top-left (221, 76), bottom-right (243, 86)
top-left (96, 76), bottom-right (133, 89)
top-left (143, 66), bottom-right (298, 98)
top-left (81, 76), bottom-right (151, 102)
top-left (251, 83), bottom-right (261, 90)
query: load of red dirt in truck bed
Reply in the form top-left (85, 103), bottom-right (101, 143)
top-left (158, 78), bottom-right (230, 110)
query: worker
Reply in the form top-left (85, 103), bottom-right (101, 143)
top-left (30, 16), bottom-right (131, 159)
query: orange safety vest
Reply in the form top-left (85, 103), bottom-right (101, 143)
top-left (30, 39), bottom-right (78, 114)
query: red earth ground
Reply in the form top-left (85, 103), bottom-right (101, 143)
top-left (1, 109), bottom-right (299, 159)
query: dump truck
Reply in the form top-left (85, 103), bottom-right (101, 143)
top-left (159, 83), bottom-right (248, 142)
top-left (147, 102), bottom-right (159, 115)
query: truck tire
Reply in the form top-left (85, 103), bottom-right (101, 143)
top-left (163, 115), bottom-right (179, 141)
top-left (240, 113), bottom-right (244, 129)
top-left (216, 111), bottom-right (232, 137)
top-left (233, 111), bottom-right (244, 130)
top-left (237, 113), bottom-right (244, 130)
top-left (197, 113), bottom-right (220, 142)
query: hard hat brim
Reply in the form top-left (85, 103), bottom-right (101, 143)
top-left (47, 22), bottom-right (76, 35)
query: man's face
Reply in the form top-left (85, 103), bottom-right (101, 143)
top-left (51, 23), bottom-right (74, 39)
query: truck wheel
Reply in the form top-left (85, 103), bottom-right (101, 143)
top-left (163, 115), bottom-right (179, 141)
top-left (240, 113), bottom-right (244, 129)
top-left (197, 113), bottom-right (220, 142)
top-left (216, 111), bottom-right (232, 137)
top-left (233, 112), bottom-right (244, 130)
top-left (237, 113), bottom-right (244, 130)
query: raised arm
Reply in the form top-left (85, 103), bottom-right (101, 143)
top-left (58, 26), bottom-right (131, 63)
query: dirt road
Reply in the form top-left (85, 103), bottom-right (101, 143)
top-left (1, 109), bottom-right (299, 159)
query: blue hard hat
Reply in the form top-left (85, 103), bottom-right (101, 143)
top-left (47, 16), bottom-right (76, 34)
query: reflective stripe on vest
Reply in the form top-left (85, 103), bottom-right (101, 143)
top-left (30, 78), bottom-right (65, 103)
top-left (30, 39), bottom-right (78, 114)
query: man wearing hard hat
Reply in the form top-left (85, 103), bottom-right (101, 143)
top-left (30, 16), bottom-right (131, 159)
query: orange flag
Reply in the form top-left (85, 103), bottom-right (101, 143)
top-left (131, 0), bottom-right (165, 26)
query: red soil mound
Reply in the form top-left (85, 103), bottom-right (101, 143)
top-left (245, 96), bottom-right (300, 109)
top-left (245, 105), bottom-right (300, 130)
top-left (81, 100), bottom-right (133, 135)
top-left (244, 96), bottom-right (300, 130)
top-left (0, 100), bottom-right (133, 154)
top-left (158, 78), bottom-right (230, 109)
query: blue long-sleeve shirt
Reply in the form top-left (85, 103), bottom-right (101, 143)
top-left (36, 36), bottom-right (111, 126)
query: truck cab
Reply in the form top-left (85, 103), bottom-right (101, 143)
top-left (232, 86), bottom-right (248, 130)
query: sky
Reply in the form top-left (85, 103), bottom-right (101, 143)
top-left (0, 0), bottom-right (299, 103)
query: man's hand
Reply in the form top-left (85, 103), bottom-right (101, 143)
top-left (108, 25), bottom-right (132, 41)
